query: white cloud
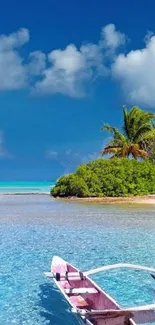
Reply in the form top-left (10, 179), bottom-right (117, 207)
top-left (0, 24), bottom-right (127, 97)
top-left (0, 28), bottom-right (47, 91)
top-left (34, 24), bottom-right (125, 97)
top-left (0, 28), bottom-right (29, 90)
top-left (0, 28), bottom-right (29, 51)
top-left (34, 44), bottom-right (90, 97)
top-left (100, 24), bottom-right (126, 51)
top-left (80, 43), bottom-right (108, 76)
top-left (0, 52), bottom-right (26, 90)
top-left (112, 34), bottom-right (155, 107)
top-left (28, 51), bottom-right (46, 76)
top-left (2, 24), bottom-right (155, 107)
top-left (143, 30), bottom-right (154, 44)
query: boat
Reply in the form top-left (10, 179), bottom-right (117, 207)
top-left (45, 256), bottom-right (155, 325)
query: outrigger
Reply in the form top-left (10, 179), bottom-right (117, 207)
top-left (45, 256), bottom-right (155, 325)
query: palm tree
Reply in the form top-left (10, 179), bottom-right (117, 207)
top-left (101, 106), bottom-right (155, 159)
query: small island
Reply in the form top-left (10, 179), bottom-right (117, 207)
top-left (51, 106), bottom-right (155, 204)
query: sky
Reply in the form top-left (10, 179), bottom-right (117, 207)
top-left (0, 0), bottom-right (155, 180)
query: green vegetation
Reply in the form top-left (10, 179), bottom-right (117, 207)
top-left (51, 158), bottom-right (155, 197)
top-left (101, 106), bottom-right (155, 159)
top-left (142, 138), bottom-right (155, 164)
top-left (51, 106), bottom-right (155, 198)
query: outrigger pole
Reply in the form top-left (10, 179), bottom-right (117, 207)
top-left (85, 263), bottom-right (155, 276)
top-left (45, 263), bottom-right (155, 280)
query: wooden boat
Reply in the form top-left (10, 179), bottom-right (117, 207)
top-left (45, 256), bottom-right (155, 325)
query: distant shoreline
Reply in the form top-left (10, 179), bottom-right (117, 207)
top-left (1, 193), bottom-right (155, 205)
top-left (54, 195), bottom-right (155, 204)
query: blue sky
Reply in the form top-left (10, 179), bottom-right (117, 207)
top-left (0, 0), bottom-right (155, 180)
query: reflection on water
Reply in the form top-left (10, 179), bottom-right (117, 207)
top-left (0, 195), bottom-right (155, 324)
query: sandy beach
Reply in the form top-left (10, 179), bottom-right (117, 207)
top-left (56, 195), bottom-right (155, 204)
top-left (1, 192), bottom-right (155, 205)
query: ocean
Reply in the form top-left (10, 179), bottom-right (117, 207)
top-left (0, 181), bottom-right (55, 194)
top-left (0, 194), bottom-right (155, 324)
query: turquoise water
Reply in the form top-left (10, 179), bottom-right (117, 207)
top-left (0, 181), bottom-right (55, 193)
top-left (1, 195), bottom-right (155, 324)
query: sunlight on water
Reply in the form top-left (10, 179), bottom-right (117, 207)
top-left (0, 195), bottom-right (155, 324)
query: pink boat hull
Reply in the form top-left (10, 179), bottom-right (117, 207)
top-left (50, 256), bottom-right (154, 325)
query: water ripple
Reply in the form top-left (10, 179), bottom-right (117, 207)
top-left (0, 195), bottom-right (155, 324)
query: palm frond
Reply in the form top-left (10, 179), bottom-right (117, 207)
top-left (101, 106), bottom-right (155, 160)
top-left (133, 124), bottom-right (153, 143)
top-left (110, 148), bottom-right (126, 158)
top-left (101, 124), bottom-right (119, 134)
top-left (101, 146), bottom-right (121, 156)
top-left (123, 106), bottom-right (154, 141)
top-left (101, 124), bottom-right (126, 142)
top-left (140, 129), bottom-right (155, 142)
top-left (129, 144), bottom-right (148, 159)
top-left (122, 106), bottom-right (141, 140)
top-left (137, 149), bottom-right (148, 158)
top-left (137, 111), bottom-right (155, 125)
top-left (123, 106), bottom-right (130, 138)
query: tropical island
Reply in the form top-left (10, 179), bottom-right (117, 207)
top-left (51, 106), bottom-right (155, 203)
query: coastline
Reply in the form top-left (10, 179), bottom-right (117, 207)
top-left (0, 192), bottom-right (155, 205)
top-left (55, 195), bottom-right (155, 204)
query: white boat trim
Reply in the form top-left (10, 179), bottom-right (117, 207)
top-left (45, 257), bottom-right (155, 325)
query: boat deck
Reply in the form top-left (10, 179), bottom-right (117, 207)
top-left (48, 256), bottom-right (155, 325)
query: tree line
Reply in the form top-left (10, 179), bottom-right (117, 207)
top-left (51, 106), bottom-right (155, 197)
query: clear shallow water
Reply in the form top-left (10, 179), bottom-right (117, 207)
top-left (0, 181), bottom-right (55, 193)
top-left (1, 196), bottom-right (155, 324)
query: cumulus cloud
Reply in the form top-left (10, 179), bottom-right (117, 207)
top-left (0, 28), bottom-right (29, 51)
top-left (34, 44), bottom-right (103, 97)
top-left (0, 28), bottom-right (46, 91)
top-left (34, 44), bottom-right (90, 97)
top-left (144, 30), bottom-right (154, 44)
top-left (112, 34), bottom-right (155, 107)
top-left (28, 51), bottom-right (46, 77)
top-left (2, 25), bottom-right (155, 107)
top-left (100, 24), bottom-right (126, 52)
top-left (3, 24), bottom-right (155, 107)
top-left (0, 24), bottom-right (126, 97)
top-left (34, 24), bottom-right (125, 97)
top-left (0, 24), bottom-right (127, 97)
top-left (0, 28), bottom-right (29, 90)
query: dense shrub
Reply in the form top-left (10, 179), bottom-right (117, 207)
top-left (51, 174), bottom-right (90, 197)
top-left (51, 158), bottom-right (155, 197)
